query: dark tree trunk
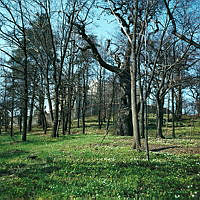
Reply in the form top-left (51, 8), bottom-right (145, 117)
top-left (77, 95), bottom-right (81, 128)
top-left (82, 83), bottom-right (87, 135)
top-left (82, 64), bottom-right (88, 135)
top-left (156, 97), bottom-right (165, 138)
top-left (140, 100), bottom-right (145, 139)
top-left (52, 87), bottom-right (59, 137)
top-left (28, 88), bottom-right (36, 132)
top-left (98, 67), bottom-right (103, 129)
top-left (116, 78), bottom-right (133, 136)
top-left (19, 111), bottom-right (22, 134)
top-left (22, 77), bottom-right (28, 141)
top-left (61, 97), bottom-right (66, 135)
top-left (172, 88), bottom-right (176, 138)
top-left (144, 99), bottom-right (150, 161)
top-left (67, 100), bottom-right (72, 135)
top-left (42, 111), bottom-right (47, 134)
top-left (105, 76), bottom-right (116, 133)
top-left (10, 98), bottom-right (14, 137)
top-left (175, 86), bottom-right (182, 120)
top-left (77, 72), bottom-right (82, 128)
top-left (10, 77), bottom-right (15, 137)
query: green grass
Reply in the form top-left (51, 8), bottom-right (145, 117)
top-left (0, 129), bottom-right (200, 200)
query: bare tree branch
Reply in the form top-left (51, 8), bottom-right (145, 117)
top-left (163, 0), bottom-right (200, 49)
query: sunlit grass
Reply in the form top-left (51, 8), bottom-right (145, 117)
top-left (0, 115), bottom-right (199, 199)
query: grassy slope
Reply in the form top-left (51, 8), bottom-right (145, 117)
top-left (0, 117), bottom-right (200, 200)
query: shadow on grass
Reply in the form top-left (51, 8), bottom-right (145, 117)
top-left (1, 151), bottom-right (199, 199)
top-left (0, 149), bottom-right (29, 160)
top-left (151, 146), bottom-right (180, 152)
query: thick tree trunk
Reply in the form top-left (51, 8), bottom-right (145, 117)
top-left (42, 111), bottom-right (47, 134)
top-left (130, 72), bottom-right (141, 148)
top-left (116, 82), bottom-right (133, 136)
top-left (156, 97), bottom-right (165, 138)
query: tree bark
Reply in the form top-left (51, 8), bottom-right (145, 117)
top-left (172, 88), bottom-right (176, 138)
top-left (116, 78), bottom-right (133, 136)
top-left (156, 97), bottom-right (165, 138)
top-left (175, 85), bottom-right (182, 120)
top-left (52, 86), bottom-right (59, 137)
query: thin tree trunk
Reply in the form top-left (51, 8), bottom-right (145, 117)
top-left (144, 98), bottom-right (149, 161)
top-left (10, 76), bottom-right (14, 137)
top-left (68, 98), bottom-right (72, 135)
top-left (28, 87), bottom-right (36, 132)
top-left (10, 96), bottom-right (14, 137)
top-left (77, 95), bottom-right (81, 128)
top-left (19, 111), bottom-right (22, 134)
top-left (52, 87), bottom-right (59, 137)
top-left (82, 85), bottom-right (86, 135)
top-left (172, 88), bottom-right (175, 138)
top-left (98, 67), bottom-right (103, 129)
top-left (140, 100), bottom-right (145, 139)
top-left (175, 85), bottom-right (182, 120)
top-left (61, 96), bottom-right (66, 135)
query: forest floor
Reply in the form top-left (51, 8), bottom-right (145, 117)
top-left (0, 116), bottom-right (199, 199)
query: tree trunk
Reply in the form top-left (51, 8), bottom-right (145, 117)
top-left (116, 83), bottom-right (133, 136)
top-left (82, 75), bottom-right (87, 135)
top-left (42, 111), bottom-right (47, 134)
top-left (46, 64), bottom-right (54, 122)
top-left (77, 95), bottom-right (81, 128)
top-left (140, 100), bottom-right (145, 139)
top-left (19, 111), bottom-right (22, 134)
top-left (130, 44), bottom-right (141, 149)
top-left (156, 97), bottom-right (165, 138)
top-left (22, 76), bottom-right (28, 141)
top-left (98, 67), bottom-right (103, 129)
top-left (67, 101), bottom-right (72, 135)
top-left (144, 98), bottom-right (150, 161)
top-left (28, 88), bottom-right (36, 132)
top-left (10, 77), bottom-right (15, 137)
top-left (61, 97), bottom-right (66, 135)
top-left (10, 97), bottom-right (14, 137)
top-left (171, 88), bottom-right (176, 138)
top-left (52, 87), bottom-right (59, 137)
top-left (175, 85), bottom-right (182, 120)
